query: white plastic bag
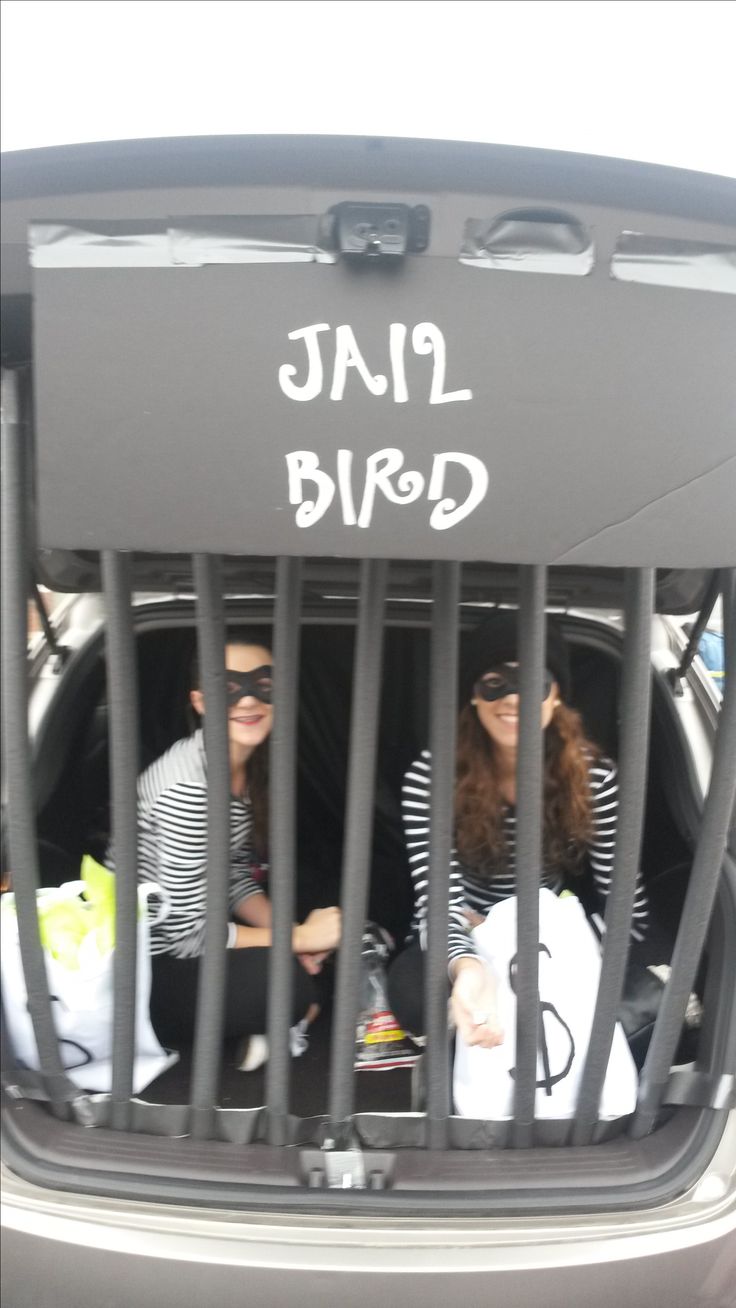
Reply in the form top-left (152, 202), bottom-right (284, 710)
top-left (453, 889), bottom-right (638, 1121)
top-left (1, 857), bottom-right (177, 1093)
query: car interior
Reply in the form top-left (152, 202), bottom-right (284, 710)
top-left (29, 590), bottom-right (702, 1120)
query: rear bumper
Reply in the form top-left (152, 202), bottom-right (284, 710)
top-left (3, 1117), bottom-right (736, 1308)
top-left (1, 1225), bottom-right (735, 1308)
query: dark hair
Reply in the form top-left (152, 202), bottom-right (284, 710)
top-left (460, 611), bottom-right (572, 703)
top-left (189, 627), bottom-right (273, 861)
top-left (189, 627), bottom-right (273, 692)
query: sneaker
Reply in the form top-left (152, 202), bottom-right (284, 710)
top-left (361, 922), bottom-right (395, 961)
top-left (236, 1034), bottom-right (269, 1072)
top-left (289, 1017), bottom-right (310, 1058)
top-left (406, 1032), bottom-right (427, 1048)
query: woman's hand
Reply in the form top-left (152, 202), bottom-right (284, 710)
top-left (463, 908), bottom-right (485, 929)
top-left (296, 950), bottom-right (330, 976)
top-left (450, 957), bottom-right (504, 1049)
top-left (293, 907), bottom-right (342, 955)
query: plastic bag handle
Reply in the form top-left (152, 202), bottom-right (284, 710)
top-left (0, 882), bottom-right (88, 912)
top-left (138, 882), bottom-right (170, 926)
top-left (38, 881), bottom-right (87, 902)
top-left (4, 880), bottom-right (170, 927)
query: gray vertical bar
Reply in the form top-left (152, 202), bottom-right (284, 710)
top-left (265, 556), bottom-right (302, 1147)
top-left (571, 568), bottom-right (654, 1143)
top-left (425, 561), bottom-right (461, 1150)
top-left (1, 369), bottom-right (69, 1114)
top-left (631, 569), bottom-right (736, 1139)
top-left (189, 554), bottom-right (229, 1139)
top-left (512, 565), bottom-right (547, 1147)
top-left (102, 550), bottom-right (140, 1131)
top-left (328, 559), bottom-right (388, 1137)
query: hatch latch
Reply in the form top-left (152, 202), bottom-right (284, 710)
top-left (299, 1139), bottom-right (395, 1190)
top-left (330, 202), bottom-right (430, 259)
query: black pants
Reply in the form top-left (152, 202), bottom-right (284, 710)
top-left (387, 940), bottom-right (449, 1038)
top-left (150, 948), bottom-right (315, 1048)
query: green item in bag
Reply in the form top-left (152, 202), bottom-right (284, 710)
top-left (36, 856), bottom-right (117, 970)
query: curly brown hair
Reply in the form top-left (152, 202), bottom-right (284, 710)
top-left (454, 701), bottom-right (598, 877)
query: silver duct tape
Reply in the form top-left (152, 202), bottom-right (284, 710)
top-left (460, 209), bottom-right (594, 275)
top-left (169, 215), bottom-right (336, 265)
top-left (611, 233), bottom-right (736, 294)
top-left (30, 222), bottom-right (171, 267)
top-left (30, 216), bottom-right (336, 268)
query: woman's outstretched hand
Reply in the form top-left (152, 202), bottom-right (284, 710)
top-left (451, 957), bottom-right (504, 1049)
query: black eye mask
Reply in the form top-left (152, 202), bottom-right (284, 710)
top-left (225, 666), bottom-right (274, 706)
top-left (474, 665), bottom-right (554, 703)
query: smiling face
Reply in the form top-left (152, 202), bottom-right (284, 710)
top-left (190, 642), bottom-right (274, 755)
top-left (472, 662), bottom-right (558, 755)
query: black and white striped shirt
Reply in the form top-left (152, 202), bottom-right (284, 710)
top-left (125, 730), bottom-right (264, 958)
top-left (402, 750), bottom-right (648, 963)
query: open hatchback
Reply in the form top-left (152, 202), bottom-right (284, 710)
top-left (1, 134), bottom-right (735, 1308)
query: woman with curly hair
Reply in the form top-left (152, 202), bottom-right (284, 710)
top-left (387, 612), bottom-right (648, 1050)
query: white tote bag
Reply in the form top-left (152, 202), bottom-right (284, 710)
top-left (453, 889), bottom-right (638, 1121)
top-left (1, 865), bottom-right (177, 1094)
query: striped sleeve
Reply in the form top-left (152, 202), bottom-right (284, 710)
top-left (142, 783), bottom-right (210, 958)
top-left (587, 758), bottom-right (649, 940)
top-left (143, 782), bottom-right (263, 958)
top-left (401, 751), bottom-right (478, 966)
top-left (228, 842), bottom-right (267, 913)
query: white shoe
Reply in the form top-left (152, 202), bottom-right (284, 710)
top-left (237, 1034), bottom-right (269, 1072)
top-left (406, 1031), bottom-right (427, 1048)
top-left (237, 1022), bottom-right (310, 1070)
top-left (289, 1018), bottom-right (310, 1058)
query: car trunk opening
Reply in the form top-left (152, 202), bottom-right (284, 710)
top-left (3, 549), bottom-right (735, 1210)
top-left (2, 135), bottom-right (735, 1213)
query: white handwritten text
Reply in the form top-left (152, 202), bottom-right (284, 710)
top-left (285, 448), bottom-right (489, 531)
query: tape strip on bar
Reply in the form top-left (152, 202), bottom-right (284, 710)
top-left (663, 1070), bottom-right (736, 1111)
top-left (102, 551), bottom-right (140, 1130)
top-left (328, 559), bottom-right (388, 1138)
top-left (189, 554), bottom-right (230, 1139)
top-left (571, 568), bottom-right (655, 1143)
top-left (512, 565), bottom-right (547, 1147)
top-left (265, 557), bottom-right (303, 1146)
top-left (18, 1092), bottom-right (630, 1149)
top-left (0, 369), bottom-right (72, 1115)
top-left (424, 561), bottom-right (461, 1149)
top-left (632, 570), bottom-right (736, 1138)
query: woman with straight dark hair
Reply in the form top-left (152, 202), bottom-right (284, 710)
top-left (388, 612), bottom-right (648, 1049)
top-left (121, 630), bottom-right (341, 1055)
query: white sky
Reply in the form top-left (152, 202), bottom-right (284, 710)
top-left (2, 0), bottom-right (736, 178)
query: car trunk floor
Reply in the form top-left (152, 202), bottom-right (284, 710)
top-left (141, 1006), bottom-right (416, 1116)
